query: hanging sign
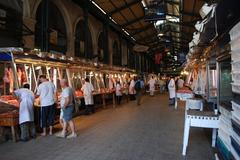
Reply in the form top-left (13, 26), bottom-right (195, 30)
top-left (155, 53), bottom-right (162, 64)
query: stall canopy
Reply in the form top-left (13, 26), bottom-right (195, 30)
top-left (0, 53), bottom-right (12, 61)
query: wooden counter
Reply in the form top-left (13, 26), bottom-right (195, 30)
top-left (0, 102), bottom-right (19, 142)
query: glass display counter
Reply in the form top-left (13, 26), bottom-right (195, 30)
top-left (206, 61), bottom-right (218, 104)
top-left (217, 57), bottom-right (232, 109)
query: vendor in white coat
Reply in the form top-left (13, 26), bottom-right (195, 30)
top-left (81, 78), bottom-right (94, 115)
top-left (13, 83), bottom-right (36, 141)
top-left (168, 77), bottom-right (176, 105)
top-left (129, 77), bottom-right (136, 100)
top-left (148, 76), bottom-right (156, 96)
top-left (115, 80), bottom-right (122, 105)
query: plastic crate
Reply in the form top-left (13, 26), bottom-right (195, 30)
top-left (230, 36), bottom-right (240, 50)
top-left (230, 136), bottom-right (240, 158)
top-left (231, 119), bottom-right (240, 137)
top-left (230, 22), bottom-right (240, 41)
top-left (232, 72), bottom-right (240, 84)
top-left (231, 50), bottom-right (240, 62)
top-left (218, 129), bottom-right (231, 149)
top-left (232, 61), bottom-right (240, 72)
top-left (216, 136), bottom-right (232, 160)
top-left (232, 101), bottom-right (240, 113)
top-left (219, 106), bottom-right (232, 117)
top-left (232, 83), bottom-right (240, 94)
top-left (220, 115), bottom-right (232, 129)
top-left (231, 145), bottom-right (240, 160)
top-left (232, 112), bottom-right (240, 126)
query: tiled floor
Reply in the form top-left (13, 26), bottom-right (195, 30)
top-left (0, 94), bottom-right (215, 160)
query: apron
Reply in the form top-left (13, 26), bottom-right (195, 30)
top-left (129, 80), bottom-right (136, 95)
top-left (168, 79), bottom-right (176, 99)
top-left (84, 94), bottom-right (94, 105)
top-left (148, 79), bottom-right (155, 92)
top-left (82, 83), bottom-right (94, 105)
top-left (19, 99), bottom-right (34, 124)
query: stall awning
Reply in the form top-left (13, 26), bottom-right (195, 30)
top-left (0, 53), bottom-right (12, 61)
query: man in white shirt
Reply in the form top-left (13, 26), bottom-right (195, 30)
top-left (57, 79), bottom-right (77, 139)
top-left (13, 83), bottom-right (35, 141)
top-left (129, 77), bottom-right (136, 100)
top-left (36, 75), bottom-right (57, 136)
top-left (148, 76), bottom-right (156, 96)
top-left (115, 80), bottom-right (122, 105)
top-left (81, 78), bottom-right (94, 115)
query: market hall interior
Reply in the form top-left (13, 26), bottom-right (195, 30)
top-left (0, 0), bottom-right (240, 160)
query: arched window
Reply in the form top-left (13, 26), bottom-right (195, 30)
top-left (112, 40), bottom-right (121, 66)
top-left (97, 31), bottom-right (104, 62)
top-left (35, 1), bottom-right (67, 53)
top-left (74, 20), bottom-right (93, 59)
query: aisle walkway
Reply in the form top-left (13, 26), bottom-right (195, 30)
top-left (0, 94), bottom-right (215, 160)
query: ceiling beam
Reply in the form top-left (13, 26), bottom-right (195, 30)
top-left (108, 0), bottom-right (142, 15)
top-left (121, 15), bottom-right (145, 27)
top-left (131, 24), bottom-right (153, 36)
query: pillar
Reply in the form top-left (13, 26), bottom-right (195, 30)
top-left (119, 34), bottom-right (122, 66)
top-left (66, 33), bottom-right (75, 57)
top-left (83, 7), bottom-right (89, 59)
top-left (41, 0), bottom-right (49, 52)
top-left (103, 23), bottom-right (109, 64)
top-left (23, 17), bottom-right (36, 49)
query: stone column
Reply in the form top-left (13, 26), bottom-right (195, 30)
top-left (22, 17), bottom-right (36, 49)
top-left (66, 33), bottom-right (75, 57)
top-left (103, 23), bottom-right (109, 65)
top-left (83, 7), bottom-right (89, 59)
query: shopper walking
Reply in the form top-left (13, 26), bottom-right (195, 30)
top-left (168, 77), bottom-right (176, 106)
top-left (13, 83), bottom-right (36, 141)
top-left (148, 76), bottom-right (156, 96)
top-left (129, 77), bottom-right (136, 100)
top-left (135, 76), bottom-right (144, 105)
top-left (159, 78), bottom-right (166, 93)
top-left (57, 79), bottom-right (77, 138)
top-left (115, 80), bottom-right (122, 105)
top-left (81, 78), bottom-right (94, 115)
top-left (36, 75), bottom-right (57, 136)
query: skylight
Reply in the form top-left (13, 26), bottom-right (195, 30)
top-left (91, 0), bottom-right (106, 15)
top-left (155, 20), bottom-right (165, 27)
top-left (141, 0), bottom-right (147, 8)
top-left (122, 29), bottom-right (130, 36)
top-left (166, 15), bottom-right (179, 22)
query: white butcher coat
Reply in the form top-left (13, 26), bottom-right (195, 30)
top-left (168, 78), bottom-right (176, 99)
top-left (115, 83), bottom-right (122, 96)
top-left (81, 82), bottom-right (94, 105)
top-left (129, 80), bottom-right (136, 95)
top-left (148, 78), bottom-right (156, 92)
top-left (14, 88), bottom-right (35, 124)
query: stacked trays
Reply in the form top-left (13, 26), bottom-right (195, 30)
top-left (229, 22), bottom-right (240, 160)
top-left (231, 101), bottom-right (240, 159)
top-left (218, 106), bottom-right (232, 159)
